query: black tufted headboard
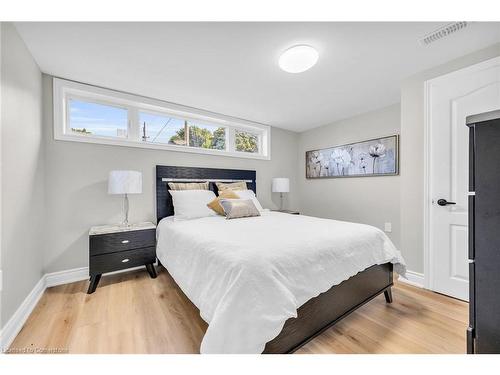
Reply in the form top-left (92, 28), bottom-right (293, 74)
top-left (156, 165), bottom-right (257, 223)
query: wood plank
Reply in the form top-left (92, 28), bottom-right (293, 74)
top-left (8, 269), bottom-right (467, 354)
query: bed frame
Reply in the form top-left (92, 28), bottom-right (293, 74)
top-left (155, 165), bottom-right (394, 354)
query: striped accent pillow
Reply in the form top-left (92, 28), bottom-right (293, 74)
top-left (215, 181), bottom-right (247, 191)
top-left (168, 181), bottom-right (209, 190)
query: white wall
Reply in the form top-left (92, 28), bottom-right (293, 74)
top-left (297, 104), bottom-right (401, 249)
top-left (400, 43), bottom-right (500, 274)
top-left (42, 74), bottom-right (300, 273)
top-left (0, 23), bottom-right (44, 326)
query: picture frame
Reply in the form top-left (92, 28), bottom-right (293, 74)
top-left (306, 134), bottom-right (399, 179)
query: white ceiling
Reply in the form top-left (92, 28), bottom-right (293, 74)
top-left (15, 22), bottom-right (500, 132)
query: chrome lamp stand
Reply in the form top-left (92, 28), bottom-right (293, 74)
top-left (122, 193), bottom-right (129, 226)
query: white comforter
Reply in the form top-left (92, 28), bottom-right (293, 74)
top-left (156, 212), bottom-right (406, 354)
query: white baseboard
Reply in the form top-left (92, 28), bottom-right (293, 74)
top-left (45, 267), bottom-right (89, 288)
top-left (398, 270), bottom-right (425, 288)
top-left (0, 276), bottom-right (46, 350)
top-left (44, 261), bottom-right (160, 289)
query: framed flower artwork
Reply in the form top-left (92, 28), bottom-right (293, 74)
top-left (306, 135), bottom-right (399, 178)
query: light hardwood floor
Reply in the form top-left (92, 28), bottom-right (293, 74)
top-left (9, 267), bottom-right (468, 354)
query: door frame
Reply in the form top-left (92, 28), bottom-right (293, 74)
top-left (423, 55), bottom-right (500, 291)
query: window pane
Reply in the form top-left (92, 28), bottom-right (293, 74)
top-left (140, 113), bottom-right (226, 150)
top-left (139, 111), bottom-right (187, 145)
top-left (188, 122), bottom-right (226, 150)
top-left (69, 99), bottom-right (128, 138)
top-left (235, 130), bottom-right (259, 153)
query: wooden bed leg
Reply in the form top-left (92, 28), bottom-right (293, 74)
top-left (384, 288), bottom-right (393, 303)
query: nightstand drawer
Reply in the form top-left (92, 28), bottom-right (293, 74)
top-left (90, 246), bottom-right (156, 275)
top-left (90, 229), bottom-right (156, 255)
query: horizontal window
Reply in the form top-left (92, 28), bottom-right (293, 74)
top-left (54, 78), bottom-right (270, 160)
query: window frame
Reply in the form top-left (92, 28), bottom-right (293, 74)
top-left (54, 78), bottom-right (271, 160)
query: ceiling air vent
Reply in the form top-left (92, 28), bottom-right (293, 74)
top-left (419, 22), bottom-right (468, 45)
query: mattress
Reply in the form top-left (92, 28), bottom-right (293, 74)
top-left (156, 211), bottom-right (406, 353)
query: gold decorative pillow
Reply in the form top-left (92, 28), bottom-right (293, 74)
top-left (215, 181), bottom-right (247, 191)
top-left (219, 199), bottom-right (261, 219)
top-left (207, 190), bottom-right (240, 215)
top-left (168, 181), bottom-right (209, 190)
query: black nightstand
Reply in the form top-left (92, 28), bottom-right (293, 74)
top-left (88, 222), bottom-right (157, 294)
top-left (271, 209), bottom-right (300, 215)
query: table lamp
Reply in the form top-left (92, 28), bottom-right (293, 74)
top-left (272, 177), bottom-right (290, 210)
top-left (108, 170), bottom-right (142, 226)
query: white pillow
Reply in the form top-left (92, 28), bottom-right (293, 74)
top-left (170, 190), bottom-right (217, 220)
top-left (234, 189), bottom-right (264, 211)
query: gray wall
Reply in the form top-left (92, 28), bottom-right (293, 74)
top-left (42, 74), bottom-right (299, 273)
top-left (1, 23), bottom-right (44, 326)
top-left (400, 43), bottom-right (500, 274)
top-left (297, 104), bottom-right (401, 250)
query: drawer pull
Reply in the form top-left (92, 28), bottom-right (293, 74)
top-left (121, 240), bottom-right (130, 244)
top-left (121, 258), bottom-right (130, 263)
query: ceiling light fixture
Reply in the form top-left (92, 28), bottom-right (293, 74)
top-left (279, 45), bottom-right (319, 73)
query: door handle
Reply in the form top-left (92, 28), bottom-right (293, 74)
top-left (437, 199), bottom-right (456, 206)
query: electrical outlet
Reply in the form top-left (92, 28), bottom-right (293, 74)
top-left (384, 222), bottom-right (392, 233)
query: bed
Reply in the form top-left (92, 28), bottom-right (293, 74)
top-left (155, 165), bottom-right (406, 354)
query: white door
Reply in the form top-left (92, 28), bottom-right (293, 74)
top-left (426, 56), bottom-right (500, 301)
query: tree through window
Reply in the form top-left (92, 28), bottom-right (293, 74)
top-left (235, 130), bottom-right (259, 153)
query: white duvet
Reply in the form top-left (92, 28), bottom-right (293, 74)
top-left (156, 212), bottom-right (406, 354)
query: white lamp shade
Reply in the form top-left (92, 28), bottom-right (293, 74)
top-left (108, 170), bottom-right (142, 194)
top-left (272, 177), bottom-right (290, 193)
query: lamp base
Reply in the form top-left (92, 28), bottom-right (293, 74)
top-left (122, 193), bottom-right (129, 226)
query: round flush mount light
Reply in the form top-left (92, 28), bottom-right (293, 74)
top-left (279, 45), bottom-right (319, 73)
